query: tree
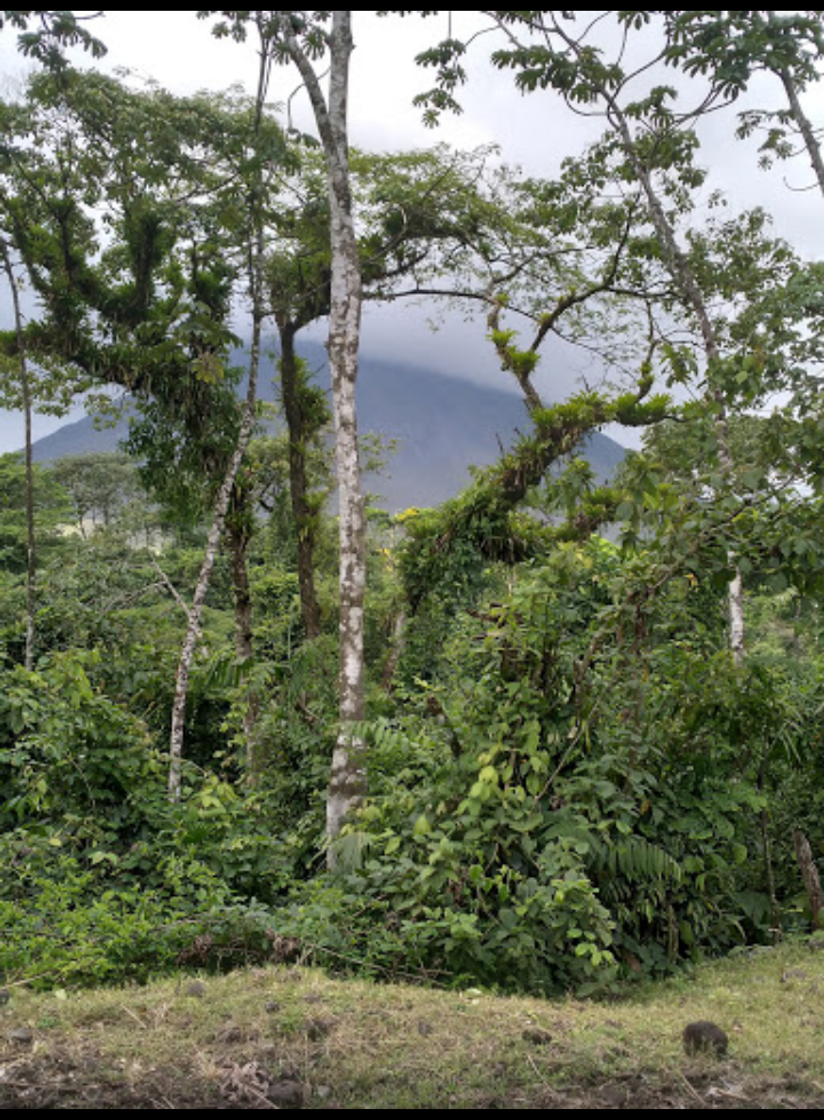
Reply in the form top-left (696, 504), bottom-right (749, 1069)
top-left (201, 10), bottom-right (368, 851)
top-left (0, 65), bottom-right (296, 794)
top-left (51, 452), bottom-right (142, 535)
top-left (661, 10), bottom-right (824, 199)
top-left (0, 451), bottom-right (68, 573)
top-left (410, 9), bottom-right (823, 662)
top-left (264, 139), bottom-right (542, 640)
top-left (164, 49), bottom-right (284, 799)
top-left (1, 236), bottom-right (36, 668)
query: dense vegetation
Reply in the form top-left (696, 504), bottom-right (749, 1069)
top-left (1, 10), bottom-right (824, 1000)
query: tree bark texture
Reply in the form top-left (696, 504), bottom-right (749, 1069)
top-left (280, 12), bottom-right (368, 849)
top-left (794, 829), bottom-right (823, 930)
top-left (323, 13), bottom-right (368, 847)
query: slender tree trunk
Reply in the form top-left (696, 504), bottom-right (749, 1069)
top-left (225, 504), bottom-right (261, 777)
top-left (167, 33), bottom-right (272, 800)
top-left (227, 512), bottom-right (254, 666)
top-left (600, 90), bottom-right (746, 662)
top-left (380, 610), bottom-right (407, 693)
top-left (167, 315), bottom-right (263, 801)
top-left (728, 566), bottom-right (746, 663)
top-left (280, 12), bottom-right (368, 853)
top-left (149, 556), bottom-right (201, 635)
top-left (324, 14), bottom-right (367, 849)
top-left (279, 321), bottom-right (323, 640)
top-left (778, 68), bottom-right (824, 196)
top-left (496, 11), bottom-right (747, 650)
top-left (764, 13), bottom-right (824, 199)
top-left (1, 238), bottom-right (36, 671)
top-left (756, 756), bottom-right (782, 942)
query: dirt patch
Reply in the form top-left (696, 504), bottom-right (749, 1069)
top-left (3, 949), bottom-right (824, 1109)
top-left (2, 1043), bottom-right (824, 1110)
top-left (0, 1043), bottom-right (224, 1110)
top-left (527, 1071), bottom-right (824, 1110)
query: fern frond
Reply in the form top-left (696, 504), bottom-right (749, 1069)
top-left (589, 834), bottom-right (683, 884)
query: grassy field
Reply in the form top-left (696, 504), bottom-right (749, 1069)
top-left (2, 936), bottom-right (824, 1109)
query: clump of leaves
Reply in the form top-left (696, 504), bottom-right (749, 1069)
top-left (279, 542), bottom-right (798, 993)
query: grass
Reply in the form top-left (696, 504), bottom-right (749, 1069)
top-left (2, 937), bottom-right (824, 1108)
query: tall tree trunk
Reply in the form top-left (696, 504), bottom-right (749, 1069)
top-left (227, 510), bottom-right (254, 666)
top-left (279, 321), bottom-right (323, 640)
top-left (167, 33), bottom-right (272, 800)
top-left (519, 9), bottom-right (748, 663)
top-left (380, 610), bottom-right (407, 693)
top-left (1, 238), bottom-right (36, 671)
top-left (280, 12), bottom-right (368, 853)
top-left (324, 13), bottom-right (367, 849)
top-left (778, 67), bottom-right (824, 197)
top-left (794, 830), bottom-right (823, 930)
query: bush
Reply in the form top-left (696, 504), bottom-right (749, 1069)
top-left (277, 550), bottom-right (792, 995)
top-left (0, 842), bottom-right (282, 989)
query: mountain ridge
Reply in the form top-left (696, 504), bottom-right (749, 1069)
top-left (26, 343), bottom-right (626, 512)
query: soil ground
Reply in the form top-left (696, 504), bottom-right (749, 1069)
top-left (2, 943), bottom-right (824, 1109)
top-left (2, 1044), bottom-right (823, 1109)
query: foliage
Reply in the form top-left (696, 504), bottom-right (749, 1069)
top-left (2, 8), bottom-right (824, 1002)
top-left (271, 541), bottom-right (810, 994)
top-left (0, 648), bottom-right (318, 987)
top-left (0, 453), bottom-right (70, 577)
top-left (0, 842), bottom-right (279, 988)
top-left (0, 9), bottom-right (106, 68)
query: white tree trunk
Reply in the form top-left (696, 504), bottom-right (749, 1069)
top-left (167, 35), bottom-right (272, 800)
top-left (167, 316), bottom-right (263, 800)
top-left (280, 12), bottom-right (368, 851)
top-left (728, 564), bottom-right (745, 665)
top-left (322, 14), bottom-right (368, 846)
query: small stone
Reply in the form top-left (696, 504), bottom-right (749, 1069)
top-left (522, 1026), bottom-right (554, 1045)
top-left (268, 1079), bottom-right (306, 1108)
top-left (185, 980), bottom-right (207, 999)
top-left (682, 1020), bottom-right (728, 1057)
top-left (215, 1021), bottom-right (245, 1043)
top-left (305, 1016), bottom-right (338, 1041)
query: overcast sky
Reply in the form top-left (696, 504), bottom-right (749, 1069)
top-left (1, 10), bottom-right (823, 454)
